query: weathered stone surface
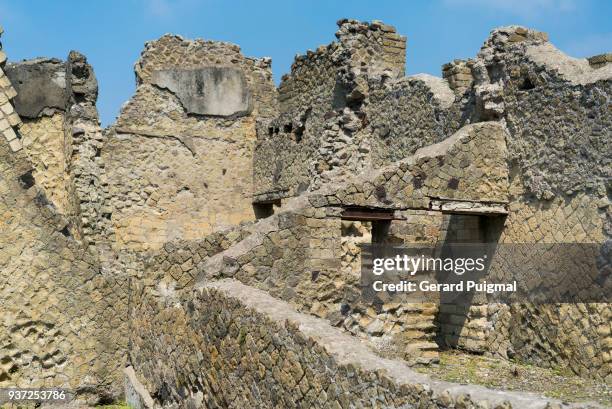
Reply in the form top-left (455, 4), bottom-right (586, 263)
top-left (0, 44), bottom-right (125, 402)
top-left (253, 19), bottom-right (408, 199)
top-left (151, 67), bottom-right (252, 116)
top-left (127, 278), bottom-right (576, 408)
top-left (5, 58), bottom-right (67, 117)
top-left (588, 52), bottom-right (612, 69)
top-left (100, 35), bottom-right (276, 252)
top-left (0, 115), bottom-right (127, 402)
top-left (0, 19), bottom-right (610, 406)
top-left (18, 113), bottom-right (73, 215)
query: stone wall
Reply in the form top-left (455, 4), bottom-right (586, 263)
top-left (1, 18), bottom-right (610, 404)
top-left (6, 58), bottom-right (78, 240)
top-left (364, 74), bottom-right (464, 168)
top-left (588, 52), bottom-right (612, 69)
top-left (435, 214), bottom-right (504, 353)
top-left (64, 51), bottom-right (110, 248)
top-left (306, 121), bottom-right (510, 210)
top-left (0, 31), bottom-right (281, 401)
top-left (467, 26), bottom-right (611, 379)
top-left (5, 51), bottom-right (105, 245)
top-left (17, 113), bottom-right (72, 212)
top-left (442, 59), bottom-right (474, 93)
top-left (169, 125), bottom-right (511, 367)
top-left (142, 221), bottom-right (255, 291)
top-left (253, 19), bottom-right (407, 201)
top-left (102, 35), bottom-right (277, 252)
top-left (0, 42), bottom-right (126, 400)
top-left (128, 102), bottom-right (609, 379)
top-left (140, 198), bottom-right (441, 365)
top-left (253, 22), bottom-right (611, 380)
top-left (128, 278), bottom-right (576, 409)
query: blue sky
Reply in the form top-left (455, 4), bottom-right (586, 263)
top-left (1, 0), bottom-right (610, 126)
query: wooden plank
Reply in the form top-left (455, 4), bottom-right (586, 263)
top-left (341, 207), bottom-right (396, 221)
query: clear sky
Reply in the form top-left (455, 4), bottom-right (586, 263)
top-left (1, 0), bottom-right (610, 126)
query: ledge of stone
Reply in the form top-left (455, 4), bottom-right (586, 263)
top-left (203, 278), bottom-right (592, 409)
top-left (526, 43), bottom-right (612, 86)
top-left (406, 74), bottom-right (455, 109)
top-left (430, 199), bottom-right (509, 215)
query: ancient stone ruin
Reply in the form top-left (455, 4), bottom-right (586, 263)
top-left (0, 19), bottom-right (610, 408)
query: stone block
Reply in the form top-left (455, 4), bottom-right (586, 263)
top-left (8, 137), bottom-right (21, 151)
top-left (150, 67), bottom-right (252, 117)
top-left (3, 125), bottom-right (16, 141)
top-left (5, 58), bottom-right (67, 118)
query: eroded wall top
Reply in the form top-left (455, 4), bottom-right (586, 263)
top-left (102, 35), bottom-right (278, 252)
top-left (0, 27), bottom-right (126, 401)
top-left (254, 19), bottom-right (409, 202)
top-left (133, 34), bottom-right (277, 120)
top-left (253, 21), bottom-right (611, 213)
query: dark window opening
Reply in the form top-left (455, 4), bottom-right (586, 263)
top-left (253, 199), bottom-right (281, 219)
top-left (371, 220), bottom-right (391, 243)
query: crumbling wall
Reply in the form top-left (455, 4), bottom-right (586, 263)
top-left (64, 51), bottom-right (110, 248)
top-left (1, 17), bottom-right (610, 400)
top-left (5, 58), bottom-right (82, 238)
top-left (172, 125), bottom-right (510, 367)
top-left (253, 19), bottom-right (407, 201)
top-left (6, 51), bottom-right (105, 245)
top-left (128, 278), bottom-right (570, 409)
top-left (364, 74), bottom-right (464, 168)
top-left (307, 121), bottom-right (510, 210)
top-left (0, 40), bottom-right (126, 401)
top-left (146, 199), bottom-right (438, 364)
top-left (253, 44), bottom-right (336, 199)
top-left (102, 35), bottom-right (277, 252)
top-left (252, 21), bottom-right (611, 379)
top-left (1, 31), bottom-right (280, 400)
top-left (464, 26), bottom-right (612, 380)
